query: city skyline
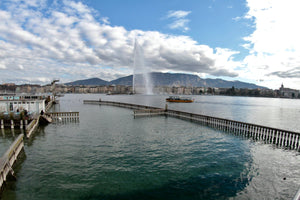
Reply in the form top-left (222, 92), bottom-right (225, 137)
top-left (0, 0), bottom-right (300, 89)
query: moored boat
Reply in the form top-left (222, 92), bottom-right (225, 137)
top-left (166, 96), bottom-right (194, 103)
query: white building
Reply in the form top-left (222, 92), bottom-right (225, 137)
top-left (0, 95), bottom-right (46, 114)
top-left (279, 84), bottom-right (300, 98)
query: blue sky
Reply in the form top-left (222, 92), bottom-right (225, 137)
top-left (88, 0), bottom-right (250, 50)
top-left (0, 0), bottom-right (300, 89)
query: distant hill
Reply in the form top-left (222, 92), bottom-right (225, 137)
top-left (65, 72), bottom-right (267, 89)
top-left (110, 75), bottom-right (132, 86)
top-left (110, 72), bottom-right (202, 87)
top-left (65, 78), bottom-right (108, 86)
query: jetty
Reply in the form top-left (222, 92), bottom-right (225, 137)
top-left (0, 134), bottom-right (24, 191)
top-left (0, 79), bottom-right (81, 193)
top-left (0, 98), bottom-right (79, 192)
top-left (84, 100), bottom-right (300, 151)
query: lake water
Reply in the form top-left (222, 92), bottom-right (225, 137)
top-left (0, 129), bottom-right (22, 156)
top-left (1, 94), bottom-right (300, 200)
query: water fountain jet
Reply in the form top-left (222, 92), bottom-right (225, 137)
top-left (133, 39), bottom-right (153, 95)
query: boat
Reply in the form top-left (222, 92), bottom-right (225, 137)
top-left (166, 96), bottom-right (194, 103)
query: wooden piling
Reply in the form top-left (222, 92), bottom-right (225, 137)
top-left (25, 120), bottom-right (28, 129)
top-left (10, 120), bottom-right (14, 129)
top-left (20, 120), bottom-right (23, 129)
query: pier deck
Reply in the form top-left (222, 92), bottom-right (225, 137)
top-left (84, 100), bottom-right (300, 151)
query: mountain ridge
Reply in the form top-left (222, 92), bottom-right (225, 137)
top-left (65, 72), bottom-right (267, 89)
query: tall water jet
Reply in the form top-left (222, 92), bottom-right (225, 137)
top-left (133, 39), bottom-right (153, 95)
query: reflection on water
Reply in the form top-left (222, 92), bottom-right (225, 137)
top-left (1, 94), bottom-right (300, 200)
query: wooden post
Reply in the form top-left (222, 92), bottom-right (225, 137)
top-left (271, 129), bottom-right (275, 144)
top-left (11, 120), bottom-right (14, 129)
top-left (262, 128), bottom-right (266, 141)
top-left (276, 130), bottom-right (280, 145)
top-left (279, 131), bottom-right (283, 146)
top-left (20, 120), bottom-right (23, 129)
top-left (296, 135), bottom-right (299, 150)
top-left (25, 120), bottom-right (28, 129)
top-left (287, 132), bottom-right (291, 147)
top-left (11, 128), bottom-right (15, 137)
top-left (292, 134), bottom-right (297, 149)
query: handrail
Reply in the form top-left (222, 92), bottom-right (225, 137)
top-left (1, 134), bottom-right (24, 162)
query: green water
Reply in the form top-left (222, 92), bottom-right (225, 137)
top-left (0, 129), bottom-right (22, 155)
top-left (1, 94), bottom-right (299, 199)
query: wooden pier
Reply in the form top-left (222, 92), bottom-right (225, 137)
top-left (25, 118), bottom-right (39, 138)
top-left (46, 112), bottom-right (79, 121)
top-left (84, 100), bottom-right (300, 151)
top-left (0, 134), bottom-right (24, 191)
top-left (45, 100), bottom-right (54, 112)
top-left (0, 113), bottom-right (79, 139)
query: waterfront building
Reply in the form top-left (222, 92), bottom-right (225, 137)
top-left (183, 87), bottom-right (193, 95)
top-left (279, 83), bottom-right (300, 98)
top-left (0, 94), bottom-right (46, 114)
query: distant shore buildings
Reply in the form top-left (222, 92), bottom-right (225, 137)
top-left (0, 83), bottom-right (299, 99)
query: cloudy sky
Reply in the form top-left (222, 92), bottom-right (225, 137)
top-left (0, 0), bottom-right (300, 89)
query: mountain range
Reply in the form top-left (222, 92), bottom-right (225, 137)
top-left (65, 72), bottom-right (267, 89)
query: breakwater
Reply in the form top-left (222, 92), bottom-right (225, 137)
top-left (84, 100), bottom-right (300, 151)
top-left (0, 134), bottom-right (24, 191)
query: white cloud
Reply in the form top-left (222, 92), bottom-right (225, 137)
top-left (0, 62), bottom-right (6, 69)
top-left (0, 0), bottom-right (241, 85)
top-left (65, 0), bottom-right (91, 15)
top-left (242, 0), bottom-right (300, 89)
top-left (232, 16), bottom-right (242, 21)
top-left (168, 19), bottom-right (190, 32)
top-left (101, 17), bottom-right (110, 24)
top-left (165, 10), bottom-right (191, 32)
top-left (167, 10), bottom-right (191, 19)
